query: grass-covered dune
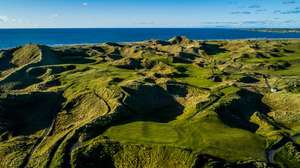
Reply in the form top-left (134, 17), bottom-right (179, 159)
top-left (0, 37), bottom-right (300, 168)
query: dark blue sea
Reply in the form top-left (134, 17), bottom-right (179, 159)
top-left (1, 28), bottom-right (300, 49)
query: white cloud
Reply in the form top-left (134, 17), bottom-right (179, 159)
top-left (0, 16), bottom-right (9, 22)
top-left (0, 15), bottom-right (36, 28)
top-left (49, 14), bottom-right (59, 19)
top-left (82, 2), bottom-right (88, 6)
top-left (0, 16), bottom-right (20, 23)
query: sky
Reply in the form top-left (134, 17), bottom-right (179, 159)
top-left (0, 0), bottom-right (299, 28)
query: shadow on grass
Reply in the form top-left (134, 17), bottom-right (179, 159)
top-left (214, 89), bottom-right (271, 132)
top-left (53, 48), bottom-right (96, 64)
top-left (0, 91), bottom-right (64, 136)
top-left (201, 43), bottom-right (228, 55)
top-left (121, 84), bottom-right (184, 123)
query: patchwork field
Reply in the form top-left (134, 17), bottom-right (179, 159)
top-left (0, 37), bottom-right (300, 167)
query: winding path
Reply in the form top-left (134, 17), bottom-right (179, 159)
top-left (21, 90), bottom-right (113, 168)
top-left (93, 91), bottom-right (111, 115)
top-left (21, 117), bottom-right (57, 168)
top-left (59, 91), bottom-right (113, 168)
top-left (185, 94), bottom-right (222, 120)
top-left (267, 133), bottom-right (300, 164)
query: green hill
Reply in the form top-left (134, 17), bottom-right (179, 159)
top-left (1, 37), bottom-right (300, 168)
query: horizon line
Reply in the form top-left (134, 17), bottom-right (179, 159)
top-left (0, 27), bottom-right (300, 29)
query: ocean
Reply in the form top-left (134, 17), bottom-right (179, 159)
top-left (1, 28), bottom-right (300, 49)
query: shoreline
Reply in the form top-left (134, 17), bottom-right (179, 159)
top-left (2, 37), bottom-right (300, 50)
top-left (1, 28), bottom-right (300, 49)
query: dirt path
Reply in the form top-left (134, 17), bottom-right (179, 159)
top-left (267, 133), bottom-right (300, 164)
top-left (21, 118), bottom-right (57, 168)
top-left (291, 134), bottom-right (300, 142)
top-left (186, 94), bottom-right (222, 120)
top-left (21, 90), bottom-right (112, 168)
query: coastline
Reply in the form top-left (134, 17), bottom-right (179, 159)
top-left (1, 28), bottom-right (300, 49)
top-left (2, 37), bottom-right (300, 50)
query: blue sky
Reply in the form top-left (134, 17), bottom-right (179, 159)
top-left (0, 0), bottom-right (299, 28)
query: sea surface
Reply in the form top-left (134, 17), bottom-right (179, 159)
top-left (1, 28), bottom-right (300, 49)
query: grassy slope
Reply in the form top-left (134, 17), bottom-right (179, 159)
top-left (0, 38), bottom-right (300, 167)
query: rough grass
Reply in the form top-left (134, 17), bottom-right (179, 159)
top-left (263, 92), bottom-right (300, 130)
top-left (274, 142), bottom-right (300, 168)
top-left (11, 45), bottom-right (41, 66)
